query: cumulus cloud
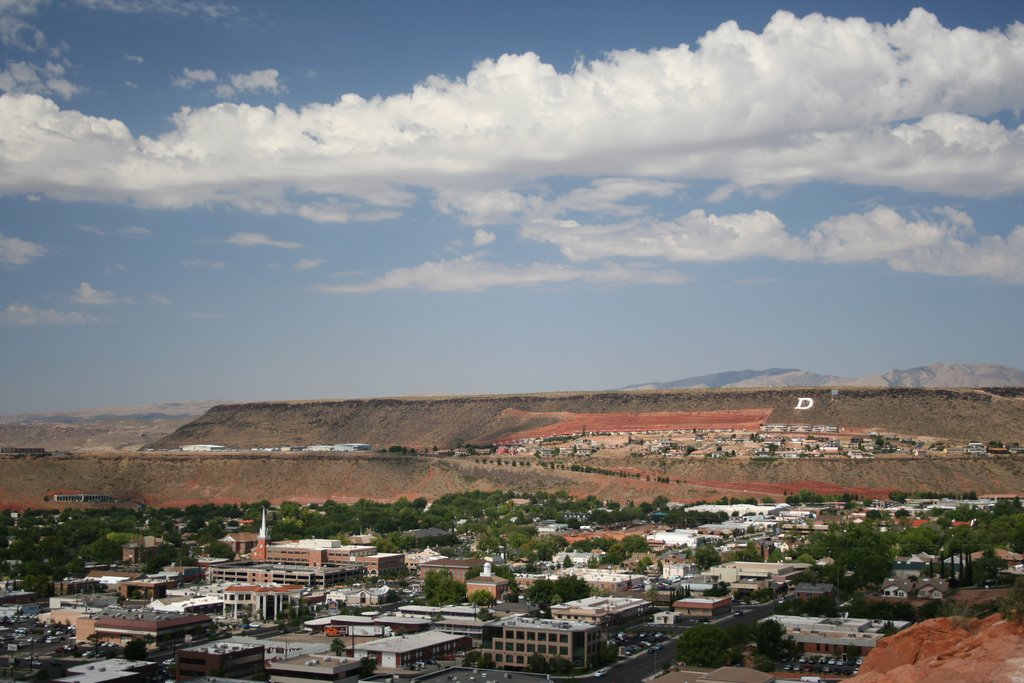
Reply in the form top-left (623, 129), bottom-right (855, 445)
top-left (522, 209), bottom-right (809, 263)
top-left (123, 53), bottom-right (143, 63)
top-left (292, 258), bottom-right (322, 270)
top-left (316, 255), bottom-right (687, 293)
top-left (2, 9), bottom-right (1024, 221)
top-left (809, 206), bottom-right (1024, 282)
top-left (0, 60), bottom-right (81, 99)
top-left (215, 68), bottom-right (282, 99)
top-left (0, 232), bottom-right (44, 264)
top-left (0, 303), bottom-right (99, 326)
top-left (472, 229), bottom-right (496, 246)
top-left (224, 231), bottom-right (302, 249)
top-left (171, 67), bottom-right (217, 88)
top-left (71, 281), bottom-right (130, 305)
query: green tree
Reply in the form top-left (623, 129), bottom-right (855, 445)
top-left (468, 589), bottom-right (495, 607)
top-left (694, 544), bottom-right (721, 570)
top-left (122, 639), bottom-right (147, 661)
top-left (754, 618), bottom-right (792, 660)
top-left (677, 625), bottom-right (735, 667)
top-left (423, 570), bottom-right (465, 606)
top-left (359, 657), bottom-right (377, 677)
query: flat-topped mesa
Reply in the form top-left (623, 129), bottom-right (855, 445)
top-left (150, 387), bottom-right (1024, 450)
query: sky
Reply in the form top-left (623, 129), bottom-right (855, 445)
top-left (1, 1), bottom-right (1024, 414)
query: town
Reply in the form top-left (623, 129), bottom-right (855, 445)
top-left (2, 484), bottom-right (1023, 683)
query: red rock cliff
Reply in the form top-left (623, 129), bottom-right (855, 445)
top-left (851, 613), bottom-right (1024, 683)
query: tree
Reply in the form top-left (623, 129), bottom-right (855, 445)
top-left (469, 589), bottom-right (494, 607)
top-left (423, 570), bottom-right (465, 606)
top-left (694, 544), bottom-right (721, 570)
top-left (1001, 576), bottom-right (1024, 623)
top-left (754, 619), bottom-right (792, 660)
top-left (122, 639), bottom-right (147, 661)
top-left (677, 625), bottom-right (735, 667)
top-left (330, 638), bottom-right (346, 656)
top-left (359, 657), bottom-right (377, 677)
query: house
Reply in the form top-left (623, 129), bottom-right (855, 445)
top-left (882, 577), bottom-right (950, 600)
top-left (793, 583), bottom-right (836, 601)
top-left (891, 553), bottom-right (935, 579)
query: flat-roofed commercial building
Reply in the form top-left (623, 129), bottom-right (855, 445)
top-left (479, 617), bottom-right (602, 671)
top-left (267, 655), bottom-right (362, 683)
top-left (672, 596), bottom-right (733, 619)
top-left (766, 615), bottom-right (910, 656)
top-left (206, 563), bottom-right (362, 588)
top-left (54, 658), bottom-right (159, 683)
top-left (550, 596), bottom-right (651, 626)
top-left (350, 631), bottom-right (471, 669)
top-left (77, 610), bottom-right (212, 648)
top-left (175, 640), bottom-right (264, 679)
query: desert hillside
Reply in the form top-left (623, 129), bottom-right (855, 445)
top-left (152, 387), bottom-right (1024, 449)
top-left (5, 449), bottom-right (1024, 511)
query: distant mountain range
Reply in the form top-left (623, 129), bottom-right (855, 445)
top-left (619, 363), bottom-right (1024, 390)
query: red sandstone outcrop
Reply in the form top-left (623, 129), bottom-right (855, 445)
top-left (851, 614), bottom-right (1024, 683)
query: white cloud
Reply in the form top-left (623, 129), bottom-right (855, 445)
top-left (224, 231), bottom-right (302, 249)
top-left (71, 281), bottom-right (130, 305)
top-left (78, 225), bottom-right (104, 235)
top-left (0, 0), bottom-right (48, 52)
top-left (316, 255), bottom-right (687, 293)
top-left (123, 54), bottom-right (143, 63)
top-left (1, 10), bottom-right (1023, 220)
top-left (292, 258), bottom-right (322, 271)
top-left (0, 60), bottom-right (81, 99)
top-left (521, 209), bottom-right (808, 263)
top-left (120, 225), bottom-right (150, 237)
top-left (215, 68), bottom-right (282, 99)
top-left (0, 231), bottom-right (44, 264)
top-left (0, 303), bottom-right (99, 326)
top-left (171, 67), bottom-right (217, 88)
top-left (472, 229), bottom-right (495, 246)
top-left (124, 80), bottom-right (138, 89)
top-left (808, 206), bottom-right (1024, 283)
top-left (149, 294), bottom-right (172, 304)
top-left (181, 259), bottom-right (226, 269)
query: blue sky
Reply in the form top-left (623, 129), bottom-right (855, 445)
top-left (1, 1), bottom-right (1023, 414)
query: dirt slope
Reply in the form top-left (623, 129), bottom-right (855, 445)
top-left (5, 451), bottom-right (1024, 511)
top-left (151, 387), bottom-right (1024, 449)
